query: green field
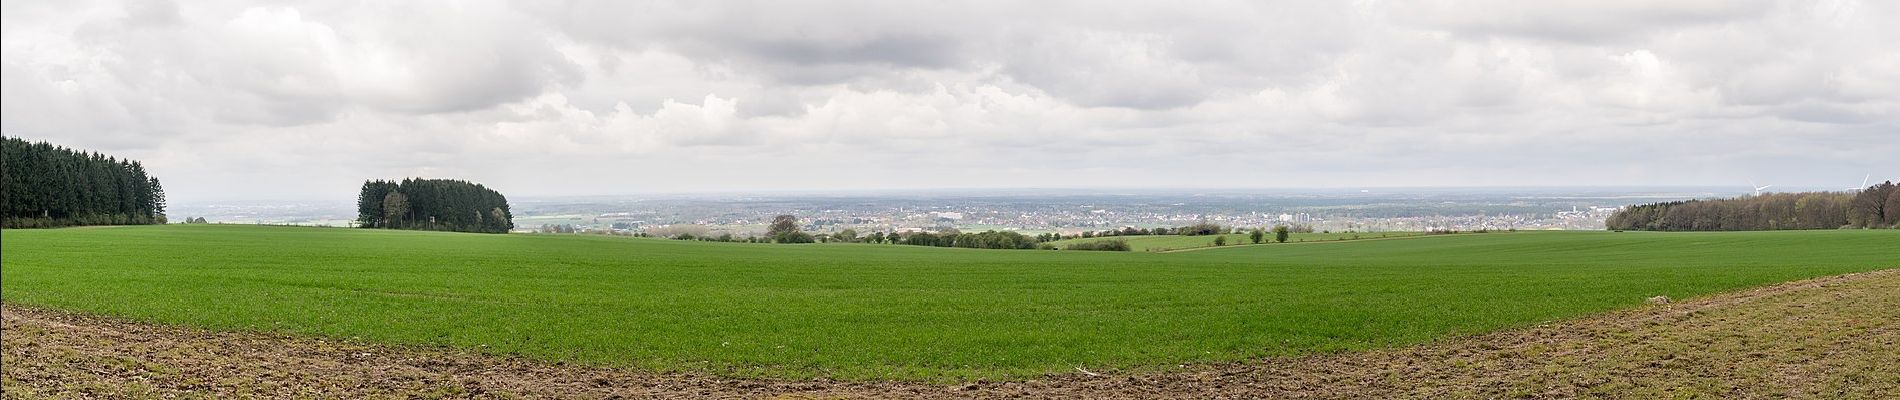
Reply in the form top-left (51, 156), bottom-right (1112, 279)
top-left (2, 225), bottom-right (1896, 381)
top-left (1045, 231), bottom-right (1427, 252)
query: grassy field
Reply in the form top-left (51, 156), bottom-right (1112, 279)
top-left (1044, 231), bottom-right (1427, 252)
top-left (2, 225), bottom-right (1896, 381)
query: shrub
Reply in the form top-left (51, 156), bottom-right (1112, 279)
top-left (1063, 239), bottom-right (1130, 251)
top-left (1178, 223), bottom-right (1224, 236)
top-left (774, 231), bottom-right (815, 243)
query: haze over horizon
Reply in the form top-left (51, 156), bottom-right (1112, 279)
top-left (168, 185), bottom-right (1817, 206)
top-left (4, 1), bottom-right (1896, 203)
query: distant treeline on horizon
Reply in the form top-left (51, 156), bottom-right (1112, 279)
top-left (2, 137), bottom-right (167, 228)
top-left (356, 178), bottom-right (513, 234)
top-left (1606, 182), bottom-right (1898, 231)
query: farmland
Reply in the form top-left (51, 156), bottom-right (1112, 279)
top-left (3, 225), bottom-right (1897, 381)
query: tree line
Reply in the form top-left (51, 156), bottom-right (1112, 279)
top-left (1061, 239), bottom-right (1131, 251)
top-left (637, 215), bottom-right (1337, 251)
top-left (356, 178), bottom-right (513, 234)
top-left (1034, 223), bottom-right (1315, 243)
top-left (1606, 182), bottom-right (1899, 231)
top-left (2, 137), bottom-right (166, 228)
top-left (765, 214), bottom-right (1041, 248)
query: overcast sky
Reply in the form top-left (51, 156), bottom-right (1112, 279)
top-left (4, 0), bottom-right (1896, 202)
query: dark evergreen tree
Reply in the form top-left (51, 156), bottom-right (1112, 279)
top-left (353, 178), bottom-right (512, 233)
top-left (2, 137), bottom-right (168, 228)
top-left (356, 180), bottom-right (399, 228)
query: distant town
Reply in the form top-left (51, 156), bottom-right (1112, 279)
top-left (168, 187), bottom-right (1740, 237)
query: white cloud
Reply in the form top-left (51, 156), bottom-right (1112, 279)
top-left (2, 0), bottom-right (1896, 202)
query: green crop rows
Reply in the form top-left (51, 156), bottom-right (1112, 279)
top-left (3, 225), bottom-right (1894, 380)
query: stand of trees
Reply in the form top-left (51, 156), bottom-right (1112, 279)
top-left (1606, 183), bottom-right (1899, 231)
top-left (625, 219), bottom-right (1369, 251)
top-left (627, 220), bottom-right (1368, 250)
top-left (1177, 222), bottom-right (1225, 236)
top-left (766, 214), bottom-right (816, 243)
top-left (1062, 239), bottom-right (1131, 251)
top-left (1041, 223), bottom-right (1317, 241)
top-left (356, 178), bottom-right (513, 233)
top-left (751, 215), bottom-right (1044, 249)
top-left (2, 137), bottom-right (166, 228)
top-left (795, 228), bottom-right (1037, 249)
top-left (887, 230), bottom-right (1041, 249)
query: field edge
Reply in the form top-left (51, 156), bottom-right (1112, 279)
top-left (5, 267), bottom-right (1895, 398)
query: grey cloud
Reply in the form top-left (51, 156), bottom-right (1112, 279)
top-left (1772, 102), bottom-right (1890, 125)
top-left (535, 1), bottom-right (1305, 109)
top-left (3, 0), bottom-right (1897, 201)
top-left (1395, 0), bottom-right (1773, 44)
top-left (999, 31), bottom-right (1210, 110)
top-left (738, 33), bottom-right (964, 70)
top-left (121, 0), bottom-right (183, 28)
top-left (537, 1), bottom-right (972, 84)
top-left (310, 2), bottom-right (583, 115)
top-left (71, 1), bottom-right (579, 126)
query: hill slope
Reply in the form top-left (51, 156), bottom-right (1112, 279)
top-left (9, 269), bottom-right (1893, 397)
top-left (3, 225), bottom-right (1896, 380)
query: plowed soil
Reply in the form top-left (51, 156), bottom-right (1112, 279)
top-left (5, 269), bottom-right (1896, 399)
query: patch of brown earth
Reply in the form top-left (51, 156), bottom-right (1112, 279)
top-left (5, 269), bottom-right (1896, 399)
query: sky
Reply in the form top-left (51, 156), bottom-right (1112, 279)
top-left (3, 0), bottom-right (1896, 202)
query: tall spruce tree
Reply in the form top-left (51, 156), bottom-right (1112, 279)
top-left (1, 137), bottom-right (167, 228)
top-left (354, 178), bottom-right (512, 233)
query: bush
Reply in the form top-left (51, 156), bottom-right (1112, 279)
top-left (774, 231), bottom-right (815, 243)
top-left (1178, 223), bottom-right (1223, 236)
top-left (1063, 239), bottom-right (1131, 251)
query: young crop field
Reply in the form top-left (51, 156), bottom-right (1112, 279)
top-left (2, 225), bottom-right (1896, 381)
top-left (1044, 231), bottom-right (1427, 252)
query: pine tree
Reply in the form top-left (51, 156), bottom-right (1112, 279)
top-left (355, 178), bottom-right (512, 233)
top-left (1, 138), bottom-right (167, 228)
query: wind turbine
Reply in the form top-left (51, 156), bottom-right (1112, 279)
top-left (1845, 174), bottom-right (1871, 192)
top-left (1749, 179), bottom-right (1772, 196)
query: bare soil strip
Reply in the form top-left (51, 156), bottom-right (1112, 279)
top-left (5, 269), bottom-right (1896, 399)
